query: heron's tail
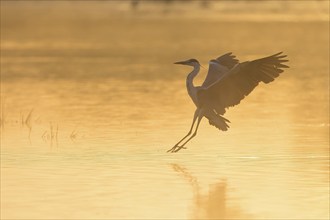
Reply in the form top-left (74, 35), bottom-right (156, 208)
top-left (208, 115), bottom-right (230, 131)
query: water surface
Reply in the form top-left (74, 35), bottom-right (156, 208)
top-left (1, 2), bottom-right (329, 219)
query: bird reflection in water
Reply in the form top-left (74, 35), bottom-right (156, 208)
top-left (171, 164), bottom-right (253, 219)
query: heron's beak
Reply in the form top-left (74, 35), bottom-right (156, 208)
top-left (174, 61), bottom-right (187, 65)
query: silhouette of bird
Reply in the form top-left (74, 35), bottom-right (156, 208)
top-left (167, 52), bottom-right (289, 153)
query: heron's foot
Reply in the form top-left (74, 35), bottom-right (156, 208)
top-left (173, 146), bottom-right (186, 153)
top-left (167, 145), bottom-right (178, 153)
top-left (167, 145), bottom-right (186, 153)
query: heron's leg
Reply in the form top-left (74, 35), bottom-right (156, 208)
top-left (173, 113), bottom-right (203, 153)
top-left (167, 109), bottom-right (199, 153)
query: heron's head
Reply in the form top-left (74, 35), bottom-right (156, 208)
top-left (174, 58), bottom-right (200, 66)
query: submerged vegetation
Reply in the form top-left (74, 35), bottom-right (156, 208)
top-left (1, 106), bottom-right (81, 145)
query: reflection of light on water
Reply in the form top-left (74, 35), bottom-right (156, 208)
top-left (231, 156), bottom-right (260, 159)
top-left (224, 155), bottom-right (329, 160)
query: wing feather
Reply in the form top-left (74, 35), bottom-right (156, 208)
top-left (216, 52), bottom-right (239, 69)
top-left (201, 52), bottom-right (239, 88)
top-left (198, 52), bottom-right (289, 115)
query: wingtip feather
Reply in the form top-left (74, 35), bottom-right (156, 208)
top-left (277, 63), bottom-right (289, 68)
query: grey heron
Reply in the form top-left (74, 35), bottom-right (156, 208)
top-left (167, 52), bottom-right (289, 153)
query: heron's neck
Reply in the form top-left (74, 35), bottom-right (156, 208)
top-left (186, 64), bottom-right (200, 105)
top-left (186, 64), bottom-right (200, 89)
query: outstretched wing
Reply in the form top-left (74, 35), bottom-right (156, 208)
top-left (201, 53), bottom-right (239, 88)
top-left (198, 52), bottom-right (289, 115)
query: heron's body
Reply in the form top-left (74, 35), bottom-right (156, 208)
top-left (168, 52), bottom-right (289, 153)
top-left (186, 63), bottom-right (230, 131)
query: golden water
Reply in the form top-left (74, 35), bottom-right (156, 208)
top-left (1, 2), bottom-right (329, 219)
